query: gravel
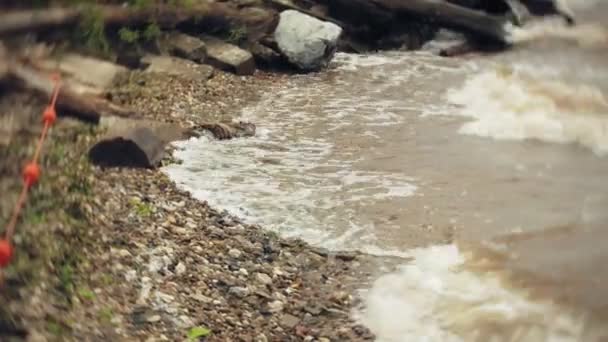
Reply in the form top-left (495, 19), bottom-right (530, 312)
top-left (1, 62), bottom-right (376, 341)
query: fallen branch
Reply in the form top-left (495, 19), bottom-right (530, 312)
top-left (7, 61), bottom-right (136, 123)
top-left (368, 0), bottom-right (510, 43)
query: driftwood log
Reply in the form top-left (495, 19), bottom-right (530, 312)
top-left (368, 0), bottom-right (510, 43)
top-left (196, 121), bottom-right (256, 140)
top-left (0, 3), bottom-right (252, 37)
top-left (2, 61), bottom-right (136, 123)
top-left (0, 0), bottom-right (512, 46)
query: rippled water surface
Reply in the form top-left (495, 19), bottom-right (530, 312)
top-left (164, 1), bottom-right (608, 340)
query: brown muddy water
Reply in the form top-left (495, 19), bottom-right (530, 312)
top-left (164, 1), bottom-right (608, 340)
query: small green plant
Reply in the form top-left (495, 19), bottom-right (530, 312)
top-left (78, 287), bottom-right (95, 300)
top-left (47, 321), bottom-right (64, 336)
top-left (119, 23), bottom-right (161, 47)
top-left (119, 27), bottom-right (141, 44)
top-left (47, 144), bottom-right (66, 164)
top-left (59, 264), bottom-right (75, 294)
top-left (98, 308), bottom-right (113, 323)
top-left (227, 26), bottom-right (248, 45)
top-left (143, 23), bottom-right (161, 41)
top-left (67, 177), bottom-right (92, 196)
top-left (187, 326), bottom-right (211, 341)
top-left (100, 274), bottom-right (114, 286)
top-left (78, 5), bottom-right (110, 54)
top-left (130, 198), bottom-right (154, 217)
top-left (129, 0), bottom-right (153, 9)
top-left (25, 209), bottom-right (47, 226)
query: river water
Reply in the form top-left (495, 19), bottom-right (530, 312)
top-left (163, 1), bottom-right (608, 340)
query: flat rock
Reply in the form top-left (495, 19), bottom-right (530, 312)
top-left (274, 10), bottom-right (342, 71)
top-left (200, 35), bottom-right (256, 76)
top-left (141, 55), bottom-right (214, 80)
top-left (38, 53), bottom-right (128, 95)
top-left (229, 286), bottom-right (250, 298)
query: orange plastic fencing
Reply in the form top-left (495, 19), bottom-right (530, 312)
top-left (0, 73), bottom-right (61, 269)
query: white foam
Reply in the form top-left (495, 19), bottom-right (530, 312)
top-left (163, 53), bottom-right (433, 252)
top-left (445, 66), bottom-right (608, 155)
top-left (508, 20), bottom-right (608, 47)
top-left (358, 244), bottom-right (605, 342)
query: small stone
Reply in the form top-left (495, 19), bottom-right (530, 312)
top-left (147, 315), bottom-right (161, 323)
top-left (228, 248), bottom-right (243, 259)
top-left (125, 270), bottom-right (137, 282)
top-left (175, 262), bottom-right (186, 275)
top-left (156, 292), bottom-right (175, 303)
top-left (179, 315), bottom-right (194, 327)
top-left (330, 291), bottom-right (349, 304)
top-left (191, 293), bottom-right (213, 303)
top-left (338, 327), bottom-right (349, 336)
top-left (274, 292), bottom-right (286, 301)
top-left (267, 300), bottom-right (284, 313)
top-left (318, 338), bottom-right (331, 342)
top-left (239, 268), bottom-right (249, 276)
top-left (229, 286), bottom-right (250, 298)
top-left (117, 249), bottom-right (132, 258)
top-left (280, 314), bottom-right (300, 329)
top-left (255, 272), bottom-right (272, 286)
top-left (173, 227), bottom-right (188, 235)
top-left (255, 333), bottom-right (268, 342)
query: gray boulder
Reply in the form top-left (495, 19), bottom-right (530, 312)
top-left (274, 10), bottom-right (342, 71)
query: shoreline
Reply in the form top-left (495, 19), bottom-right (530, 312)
top-left (1, 66), bottom-right (378, 341)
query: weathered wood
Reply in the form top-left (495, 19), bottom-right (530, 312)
top-left (0, 3), bottom-right (245, 37)
top-left (368, 0), bottom-right (510, 43)
top-left (0, 7), bottom-right (80, 36)
top-left (8, 62), bottom-right (136, 123)
top-left (196, 121), bottom-right (256, 140)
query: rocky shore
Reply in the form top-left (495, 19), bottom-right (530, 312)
top-left (1, 63), bottom-right (377, 341)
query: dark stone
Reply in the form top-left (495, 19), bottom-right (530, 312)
top-left (89, 118), bottom-right (185, 169)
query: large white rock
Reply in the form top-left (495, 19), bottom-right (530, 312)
top-left (274, 10), bottom-right (342, 71)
